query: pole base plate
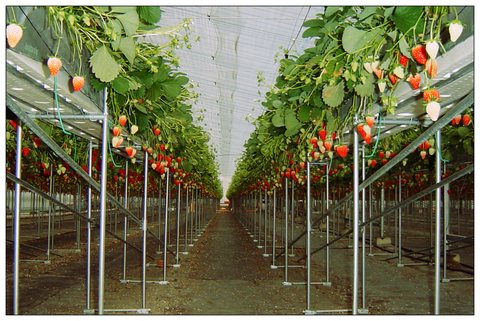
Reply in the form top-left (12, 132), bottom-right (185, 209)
top-left (270, 265), bottom-right (278, 269)
top-left (282, 281), bottom-right (292, 286)
top-left (358, 308), bottom-right (369, 314)
top-left (172, 264), bottom-right (181, 268)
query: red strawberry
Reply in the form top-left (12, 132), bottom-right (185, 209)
top-left (22, 147), bottom-right (30, 157)
top-left (125, 146), bottom-right (136, 158)
top-left (399, 55), bottom-right (408, 67)
top-left (462, 114), bottom-right (471, 126)
top-left (318, 129), bottom-right (327, 141)
top-left (332, 131), bottom-right (336, 141)
top-left (370, 159), bottom-right (377, 168)
top-left (364, 134), bottom-right (372, 145)
top-left (32, 136), bottom-right (42, 148)
top-left (422, 88), bottom-right (440, 102)
top-left (147, 147), bottom-right (153, 155)
top-left (425, 58), bottom-right (438, 78)
top-left (153, 127), bottom-right (161, 136)
top-left (378, 151), bottom-right (385, 159)
top-left (388, 74), bottom-right (398, 85)
top-left (407, 74), bottom-right (421, 90)
top-left (420, 150), bottom-right (427, 160)
top-left (8, 120), bottom-right (17, 130)
top-left (336, 145), bottom-right (349, 158)
top-left (324, 140), bottom-right (332, 151)
top-left (411, 45), bottom-right (428, 65)
top-left (365, 116), bottom-right (374, 128)
top-left (373, 67), bottom-right (383, 79)
top-left (357, 123), bottom-right (366, 137)
top-left (72, 76), bottom-right (85, 92)
top-left (47, 57), bottom-right (62, 76)
top-left (6, 23), bottom-right (23, 48)
top-left (112, 126), bottom-right (122, 137)
top-left (160, 144), bottom-right (166, 151)
top-left (310, 137), bottom-right (318, 145)
top-left (177, 157), bottom-right (182, 164)
top-left (451, 114), bottom-right (462, 125)
top-left (119, 115), bottom-right (127, 127)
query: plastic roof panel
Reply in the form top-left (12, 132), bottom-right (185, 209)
top-left (147, 6), bottom-right (323, 189)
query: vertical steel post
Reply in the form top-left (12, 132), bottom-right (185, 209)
top-left (325, 162), bottom-right (331, 285)
top-left (13, 120), bottom-right (22, 315)
top-left (174, 185), bottom-right (181, 267)
top-left (361, 146), bottom-right (367, 312)
top-left (434, 130), bottom-right (442, 314)
top-left (47, 166), bottom-right (54, 262)
top-left (443, 162), bottom-right (449, 281)
top-left (398, 175), bottom-right (403, 267)
top-left (306, 162), bottom-right (312, 312)
top-left (141, 152), bottom-right (149, 309)
top-left (368, 187), bottom-right (373, 255)
top-left (97, 89), bottom-right (109, 314)
top-left (283, 177), bottom-right (292, 285)
top-left (85, 142), bottom-right (93, 311)
top-left (157, 176), bottom-right (162, 253)
top-left (271, 188), bottom-right (277, 268)
top-left (185, 187), bottom-right (189, 252)
top-left (263, 191), bottom-right (268, 255)
top-left (161, 169), bottom-right (170, 283)
top-left (122, 160), bottom-right (129, 281)
top-left (290, 181), bottom-right (295, 256)
top-left (253, 191), bottom-right (257, 242)
top-left (352, 120), bottom-right (360, 315)
top-left (380, 187), bottom-right (385, 238)
top-left (189, 187), bottom-right (194, 246)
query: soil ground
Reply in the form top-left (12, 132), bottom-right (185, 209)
top-left (5, 208), bottom-right (474, 315)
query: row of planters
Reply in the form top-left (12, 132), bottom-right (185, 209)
top-left (227, 6), bottom-right (473, 200)
top-left (6, 6), bottom-right (222, 199)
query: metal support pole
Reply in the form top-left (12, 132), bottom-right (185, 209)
top-left (122, 161), bottom-right (129, 281)
top-left (368, 187), bottom-right (372, 255)
top-left (161, 169), bottom-right (170, 284)
top-left (47, 166), bottom-right (53, 262)
top-left (283, 178), bottom-right (289, 283)
top-left (141, 152), bottom-right (149, 309)
top-left (189, 187), bottom-right (194, 247)
top-left (157, 177), bottom-right (162, 253)
top-left (253, 191), bottom-right (258, 242)
top-left (271, 188), bottom-right (277, 268)
top-left (442, 162), bottom-right (450, 281)
top-left (325, 162), bottom-right (331, 286)
top-left (97, 89), bottom-right (109, 314)
top-left (290, 181), bottom-right (295, 256)
top-left (263, 191), bottom-right (268, 255)
top-left (434, 130), bottom-right (442, 314)
top-left (184, 187), bottom-right (189, 252)
top-left (398, 175), bottom-right (403, 267)
top-left (380, 187), bottom-right (385, 238)
top-left (13, 120), bottom-right (22, 315)
top-left (360, 146), bottom-right (367, 313)
top-left (352, 120), bottom-right (360, 315)
top-left (305, 162), bottom-right (312, 312)
top-left (85, 142), bottom-right (93, 312)
top-left (174, 186), bottom-right (181, 267)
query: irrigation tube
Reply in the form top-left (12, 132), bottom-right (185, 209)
top-left (13, 120), bottom-right (22, 315)
top-left (98, 89), bottom-right (109, 314)
top-left (161, 168), bottom-right (170, 284)
top-left (434, 130), bottom-right (442, 314)
top-left (142, 151), bottom-right (149, 309)
top-left (86, 141), bottom-right (93, 312)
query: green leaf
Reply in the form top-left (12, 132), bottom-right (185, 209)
top-left (176, 75), bottom-right (189, 86)
top-left (283, 64), bottom-right (297, 76)
top-left (272, 100), bottom-right (283, 109)
top-left (311, 108), bottom-right (323, 122)
top-left (161, 80), bottom-right (182, 99)
top-left (392, 7), bottom-right (423, 35)
top-left (112, 76), bottom-right (130, 95)
top-left (354, 76), bottom-right (374, 97)
top-left (118, 36), bottom-right (136, 64)
top-left (285, 109), bottom-right (300, 131)
top-left (463, 139), bottom-right (473, 155)
top-left (358, 7), bottom-right (377, 21)
top-left (272, 108), bottom-right (285, 127)
top-left (182, 160), bottom-right (193, 172)
top-left (90, 77), bottom-right (107, 91)
top-left (325, 110), bottom-right (335, 132)
top-left (399, 36), bottom-right (412, 59)
top-left (109, 19), bottom-right (123, 48)
top-left (115, 10), bottom-right (140, 36)
top-left (298, 105), bottom-right (311, 123)
top-left (342, 26), bottom-right (376, 54)
top-left (110, 6), bottom-right (136, 14)
top-left (303, 19), bottom-right (324, 28)
top-left (457, 126), bottom-right (470, 138)
top-left (302, 27), bottom-right (322, 38)
top-left (127, 79), bottom-right (141, 91)
top-left (135, 103), bottom-right (148, 114)
top-left (89, 45), bottom-right (120, 83)
top-left (325, 6), bottom-right (342, 17)
top-left (322, 81), bottom-right (345, 107)
top-left (384, 6), bottom-right (395, 18)
top-left (387, 30), bottom-right (398, 41)
top-left (137, 6), bottom-right (162, 24)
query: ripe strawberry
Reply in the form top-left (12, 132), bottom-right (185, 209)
top-left (411, 45), bottom-right (428, 65)
top-left (160, 144), bottom-right (166, 151)
top-left (388, 74), bottom-right (398, 85)
top-left (310, 137), bottom-right (318, 145)
top-left (147, 147), bottom-right (153, 155)
top-left (422, 88), bottom-right (440, 102)
top-left (373, 67), bottom-right (383, 79)
top-left (336, 145), bottom-right (349, 158)
top-left (22, 147), bottom-right (30, 157)
top-left (112, 126), bottom-right (121, 137)
top-left (420, 150), bottom-right (427, 160)
top-left (323, 140), bottom-right (333, 151)
top-left (451, 114), bottom-right (462, 126)
top-left (462, 114), bottom-right (471, 126)
top-left (118, 115), bottom-right (127, 127)
top-left (425, 40), bottom-right (439, 59)
top-left (318, 129), bottom-right (327, 141)
top-left (125, 146), bottom-right (136, 158)
top-left (32, 136), bottom-right (42, 148)
top-left (449, 21), bottom-right (463, 42)
top-left (6, 23), bottom-right (23, 48)
top-left (423, 140), bottom-right (431, 150)
top-left (378, 151), bottom-right (385, 159)
top-left (331, 132), bottom-right (337, 141)
top-left (425, 58), bottom-right (438, 78)
top-left (47, 57), bottom-right (62, 76)
top-left (153, 127), bottom-right (161, 136)
top-left (407, 74), bottom-right (421, 90)
top-left (364, 134), bottom-right (372, 145)
top-left (399, 55), bottom-right (408, 67)
top-left (370, 159), bottom-right (377, 168)
top-left (9, 120), bottom-right (17, 130)
top-left (72, 76), bottom-right (85, 92)
top-left (426, 101), bottom-right (441, 121)
top-left (365, 116), bottom-right (374, 128)
top-left (357, 123), bottom-right (366, 137)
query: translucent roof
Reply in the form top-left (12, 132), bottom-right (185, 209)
top-left (145, 6), bottom-right (324, 192)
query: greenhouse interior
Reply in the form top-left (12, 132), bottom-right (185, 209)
top-left (3, 5), bottom-right (476, 316)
